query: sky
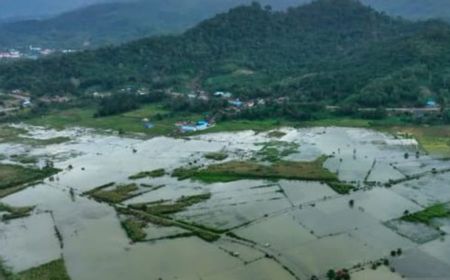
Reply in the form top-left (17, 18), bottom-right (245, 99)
top-left (0, 0), bottom-right (448, 21)
top-left (0, 0), bottom-right (311, 21)
top-left (0, 0), bottom-right (127, 20)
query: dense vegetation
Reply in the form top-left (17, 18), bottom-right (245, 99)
top-left (0, 0), bottom-right (307, 49)
top-left (1, 0), bottom-right (450, 109)
top-left (1, 0), bottom-right (449, 50)
top-left (0, 0), bottom-right (208, 49)
top-left (17, 259), bottom-right (71, 280)
top-left (172, 156), bottom-right (337, 183)
top-left (402, 203), bottom-right (450, 225)
top-left (95, 91), bottom-right (164, 117)
top-left (0, 163), bottom-right (60, 197)
top-left (1, 259), bottom-right (71, 280)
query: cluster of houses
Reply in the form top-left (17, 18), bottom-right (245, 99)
top-left (166, 89), bottom-right (270, 133)
top-left (38, 95), bottom-right (72, 104)
top-left (426, 99), bottom-right (438, 108)
top-left (90, 87), bottom-right (150, 99)
top-left (0, 90), bottom-right (31, 114)
top-left (168, 89), bottom-right (268, 111)
top-left (175, 120), bottom-right (213, 133)
top-left (0, 46), bottom-right (76, 60)
top-left (213, 91), bottom-right (274, 110)
top-left (0, 89), bottom-right (74, 116)
top-left (0, 50), bottom-right (21, 59)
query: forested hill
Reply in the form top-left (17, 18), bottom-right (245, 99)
top-left (0, 0), bottom-right (305, 49)
top-left (1, 0), bottom-right (450, 108)
top-left (1, 0), bottom-right (449, 50)
top-left (0, 1), bottom-right (200, 49)
top-left (0, 0), bottom-right (120, 20)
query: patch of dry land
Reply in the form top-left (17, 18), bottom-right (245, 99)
top-left (0, 164), bottom-right (59, 198)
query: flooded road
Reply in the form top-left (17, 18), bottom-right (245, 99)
top-left (1, 125), bottom-right (449, 279)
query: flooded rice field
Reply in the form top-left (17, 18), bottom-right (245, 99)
top-left (1, 125), bottom-right (450, 279)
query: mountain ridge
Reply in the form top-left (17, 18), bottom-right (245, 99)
top-left (0, 0), bottom-right (125, 20)
top-left (1, 0), bottom-right (449, 50)
top-left (1, 0), bottom-right (449, 108)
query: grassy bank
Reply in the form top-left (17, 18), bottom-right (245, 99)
top-left (402, 203), bottom-right (450, 225)
top-left (119, 193), bottom-right (215, 242)
top-left (88, 183), bottom-right (139, 204)
top-left (130, 193), bottom-right (211, 217)
top-left (20, 136), bottom-right (71, 146)
top-left (327, 182), bottom-right (356, 195)
top-left (25, 105), bottom-right (202, 137)
top-left (0, 125), bottom-right (70, 146)
top-left (121, 218), bottom-right (147, 242)
top-left (256, 141), bottom-right (299, 162)
top-left (0, 164), bottom-right (59, 198)
top-left (198, 119), bottom-right (290, 134)
top-left (0, 126), bottom-right (27, 143)
top-left (0, 203), bottom-right (34, 221)
top-left (118, 206), bottom-right (220, 242)
top-left (302, 118), bottom-right (373, 128)
top-left (173, 156), bottom-right (358, 194)
top-left (20, 105), bottom-right (450, 157)
top-left (0, 259), bottom-right (70, 280)
top-left (173, 156), bottom-right (337, 183)
top-left (385, 126), bottom-right (450, 157)
top-left (304, 117), bottom-right (450, 157)
top-left (204, 152), bottom-right (228, 161)
top-left (17, 259), bottom-right (70, 280)
top-left (128, 169), bottom-right (165, 180)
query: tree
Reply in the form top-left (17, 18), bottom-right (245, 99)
top-left (327, 269), bottom-right (336, 279)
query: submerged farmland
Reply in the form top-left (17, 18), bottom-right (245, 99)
top-left (0, 125), bottom-right (450, 280)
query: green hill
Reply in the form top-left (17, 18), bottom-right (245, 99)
top-left (0, 0), bottom-right (306, 49)
top-left (1, 0), bottom-right (449, 50)
top-left (1, 0), bottom-right (449, 108)
top-left (0, 0), bottom-right (118, 20)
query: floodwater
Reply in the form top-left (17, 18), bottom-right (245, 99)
top-left (0, 125), bottom-right (449, 279)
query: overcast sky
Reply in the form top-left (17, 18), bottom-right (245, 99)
top-left (0, 0), bottom-right (448, 21)
top-left (0, 0), bottom-right (130, 20)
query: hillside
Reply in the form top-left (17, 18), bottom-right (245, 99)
top-left (1, 0), bottom-right (449, 50)
top-left (0, 0), bottom-right (122, 20)
top-left (0, 0), bottom-right (306, 49)
top-left (1, 0), bottom-right (450, 108)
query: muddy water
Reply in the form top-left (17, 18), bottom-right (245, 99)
top-left (0, 213), bottom-right (61, 272)
top-left (0, 125), bottom-right (449, 279)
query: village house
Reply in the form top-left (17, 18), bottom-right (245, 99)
top-left (91, 91), bottom-right (112, 98)
top-left (22, 99), bottom-right (32, 107)
top-left (229, 99), bottom-right (243, 107)
top-left (426, 99), bottom-right (438, 108)
top-left (166, 90), bottom-right (184, 98)
top-left (176, 120), bottom-right (212, 133)
top-left (0, 50), bottom-right (21, 59)
top-left (38, 95), bottom-right (71, 104)
top-left (198, 93), bottom-right (210, 101)
top-left (275, 96), bottom-right (290, 104)
top-left (245, 100), bottom-right (255, 108)
top-left (137, 88), bottom-right (149, 95)
top-left (214, 91), bottom-right (232, 98)
top-left (142, 118), bottom-right (154, 129)
top-left (257, 98), bottom-right (266, 106)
